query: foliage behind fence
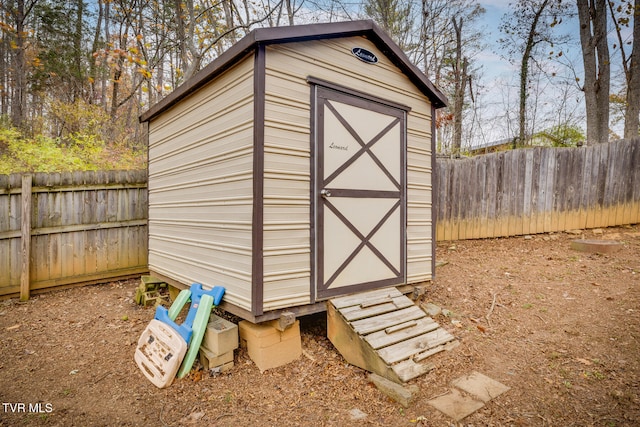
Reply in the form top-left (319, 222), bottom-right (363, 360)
top-left (0, 170), bottom-right (148, 298)
top-left (435, 138), bottom-right (640, 241)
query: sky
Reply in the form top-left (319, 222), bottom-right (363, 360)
top-left (454, 0), bottom-right (608, 147)
top-left (290, 0), bottom-right (630, 146)
top-left (467, 0), bottom-right (633, 146)
top-left (474, 0), bottom-right (584, 81)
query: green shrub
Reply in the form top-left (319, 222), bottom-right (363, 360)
top-left (0, 126), bottom-right (146, 174)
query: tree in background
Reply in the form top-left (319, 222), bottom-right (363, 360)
top-left (609, 0), bottom-right (639, 138)
top-left (32, 0), bottom-right (89, 123)
top-left (0, 0), bottom-right (39, 131)
top-left (379, 0), bottom-right (484, 155)
top-left (535, 123), bottom-right (585, 146)
top-left (627, 0), bottom-right (640, 137)
top-left (362, 0), bottom-right (414, 51)
top-left (577, 0), bottom-right (610, 145)
top-left (450, 12), bottom-right (485, 156)
top-left (0, 0), bottom-right (636, 171)
top-left (500, 0), bottom-right (569, 148)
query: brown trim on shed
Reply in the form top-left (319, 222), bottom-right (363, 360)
top-left (306, 77), bottom-right (412, 112)
top-left (431, 104), bottom-right (437, 279)
top-left (149, 270), bottom-right (329, 323)
top-left (309, 83), bottom-right (318, 305)
top-left (252, 45), bottom-right (266, 316)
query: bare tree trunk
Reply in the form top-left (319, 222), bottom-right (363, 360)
top-left (173, 0), bottom-right (202, 81)
top-left (154, 57), bottom-right (163, 106)
top-left (452, 17), bottom-right (468, 156)
top-left (110, 63), bottom-right (122, 118)
top-left (577, 0), bottom-right (610, 145)
top-left (0, 32), bottom-right (7, 116)
top-left (89, 0), bottom-right (103, 105)
top-left (517, 0), bottom-right (549, 147)
top-left (174, 0), bottom-right (187, 77)
top-left (285, 0), bottom-right (295, 25)
top-left (421, 0), bottom-right (428, 74)
top-left (624, 0), bottom-right (640, 138)
top-left (11, 0), bottom-right (27, 129)
top-left (74, 0), bottom-right (84, 102)
top-left (110, 14), bottom-right (130, 118)
top-left (222, 0), bottom-right (237, 43)
top-left (102, 0), bottom-right (110, 110)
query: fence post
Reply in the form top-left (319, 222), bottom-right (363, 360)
top-left (20, 174), bottom-right (32, 301)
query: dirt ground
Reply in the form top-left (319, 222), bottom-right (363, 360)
top-left (1, 225), bottom-right (639, 427)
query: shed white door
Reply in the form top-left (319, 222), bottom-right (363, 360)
top-left (314, 86), bottom-right (406, 300)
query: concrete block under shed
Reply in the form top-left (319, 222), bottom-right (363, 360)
top-left (239, 320), bottom-right (301, 372)
top-left (199, 346), bottom-right (235, 372)
top-left (202, 315), bottom-right (239, 356)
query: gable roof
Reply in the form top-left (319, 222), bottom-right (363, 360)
top-left (140, 20), bottom-right (448, 123)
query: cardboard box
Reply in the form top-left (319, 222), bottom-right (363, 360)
top-left (239, 320), bottom-right (301, 372)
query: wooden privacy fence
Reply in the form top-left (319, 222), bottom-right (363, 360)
top-left (435, 138), bottom-right (640, 241)
top-left (2, 139), bottom-right (638, 297)
top-left (0, 170), bottom-right (148, 299)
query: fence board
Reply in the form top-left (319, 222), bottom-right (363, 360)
top-left (20, 175), bottom-right (32, 300)
top-left (515, 150), bottom-right (526, 236)
top-left (555, 149), bottom-right (567, 233)
top-left (501, 152), bottom-right (511, 236)
top-left (595, 143), bottom-right (608, 227)
top-left (604, 143), bottom-right (616, 227)
top-left (436, 138), bottom-right (640, 240)
top-left (485, 153), bottom-right (497, 238)
top-left (630, 141), bottom-right (640, 225)
top-left (615, 142), bottom-right (631, 226)
top-left (0, 175), bottom-right (10, 284)
top-left (569, 147), bottom-right (582, 226)
top-left (438, 158), bottom-right (453, 240)
top-left (529, 151), bottom-right (537, 232)
top-left (578, 146), bottom-right (591, 228)
top-left (473, 157), bottom-right (484, 238)
top-left (461, 160), bottom-right (471, 238)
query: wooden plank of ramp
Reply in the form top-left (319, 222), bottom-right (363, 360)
top-left (391, 359), bottom-right (434, 383)
top-left (377, 328), bottom-right (456, 364)
top-left (365, 317), bottom-right (439, 350)
top-left (351, 305), bottom-right (426, 335)
top-left (327, 287), bottom-right (458, 384)
top-left (339, 295), bottom-right (415, 322)
top-left (330, 287), bottom-right (404, 309)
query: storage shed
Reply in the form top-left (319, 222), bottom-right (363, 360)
top-left (140, 20), bottom-right (447, 323)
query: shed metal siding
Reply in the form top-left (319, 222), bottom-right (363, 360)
top-left (262, 37), bottom-right (434, 310)
top-left (148, 57), bottom-right (255, 311)
top-left (262, 51), bottom-right (313, 311)
top-left (407, 108), bottom-right (434, 283)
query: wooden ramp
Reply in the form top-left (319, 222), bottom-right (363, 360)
top-left (327, 287), bottom-right (458, 384)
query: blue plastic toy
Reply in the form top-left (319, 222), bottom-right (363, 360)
top-left (135, 282), bottom-right (226, 387)
top-left (154, 283), bottom-right (225, 345)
